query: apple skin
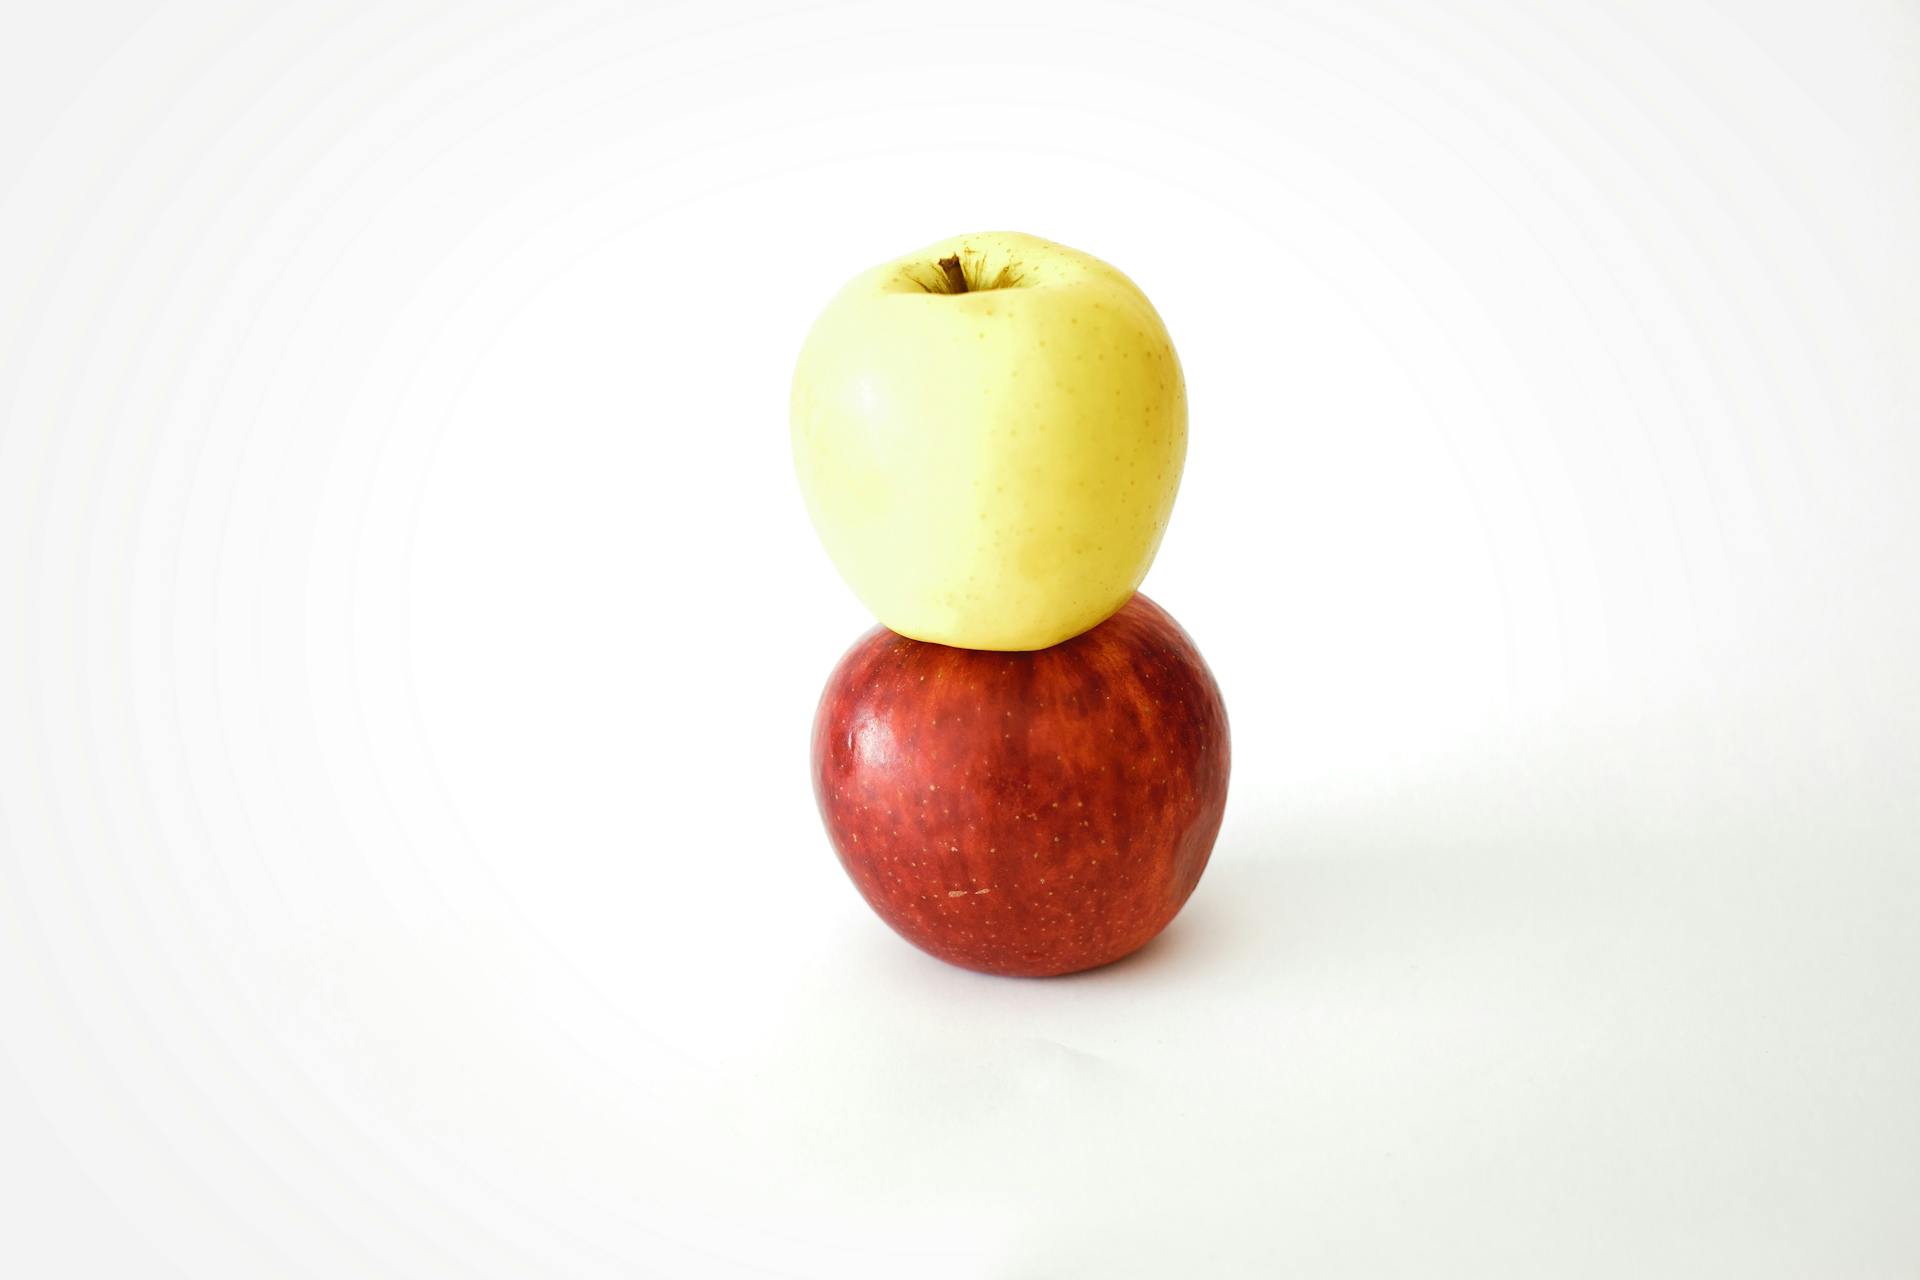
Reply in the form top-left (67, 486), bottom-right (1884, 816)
top-left (791, 231), bottom-right (1186, 652)
top-left (812, 593), bottom-right (1228, 977)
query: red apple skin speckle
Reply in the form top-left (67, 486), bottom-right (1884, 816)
top-left (811, 594), bottom-right (1230, 977)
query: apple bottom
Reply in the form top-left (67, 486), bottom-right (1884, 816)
top-left (811, 593), bottom-right (1230, 977)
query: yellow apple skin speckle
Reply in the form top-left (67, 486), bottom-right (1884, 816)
top-left (790, 231), bottom-right (1187, 651)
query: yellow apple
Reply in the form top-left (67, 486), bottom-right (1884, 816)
top-left (790, 231), bottom-right (1187, 651)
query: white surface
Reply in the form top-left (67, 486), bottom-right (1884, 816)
top-left (3, 1), bottom-right (1917, 1275)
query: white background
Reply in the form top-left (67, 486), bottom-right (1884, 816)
top-left (3, 1), bottom-right (1917, 1275)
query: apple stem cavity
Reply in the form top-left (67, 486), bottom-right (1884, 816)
top-left (918, 253), bottom-right (1026, 295)
top-left (937, 254), bottom-right (969, 295)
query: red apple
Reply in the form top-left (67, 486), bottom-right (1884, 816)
top-left (812, 593), bottom-right (1229, 977)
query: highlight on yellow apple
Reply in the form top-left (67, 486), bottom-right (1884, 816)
top-left (790, 231), bottom-right (1187, 651)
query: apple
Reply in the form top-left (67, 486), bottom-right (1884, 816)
top-left (791, 231), bottom-right (1187, 652)
top-left (812, 593), bottom-right (1228, 977)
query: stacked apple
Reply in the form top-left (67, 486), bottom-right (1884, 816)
top-left (791, 232), bottom-right (1229, 977)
